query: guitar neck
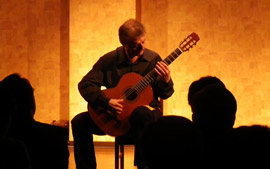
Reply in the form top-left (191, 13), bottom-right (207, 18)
top-left (129, 32), bottom-right (199, 97)
top-left (132, 47), bottom-right (183, 94)
top-left (163, 47), bottom-right (182, 65)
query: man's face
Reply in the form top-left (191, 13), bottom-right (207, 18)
top-left (125, 35), bottom-right (146, 58)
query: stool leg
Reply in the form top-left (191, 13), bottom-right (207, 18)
top-left (120, 144), bottom-right (124, 169)
top-left (115, 142), bottom-right (119, 169)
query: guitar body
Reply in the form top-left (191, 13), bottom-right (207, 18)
top-left (88, 72), bottom-right (154, 136)
top-left (87, 32), bottom-right (200, 136)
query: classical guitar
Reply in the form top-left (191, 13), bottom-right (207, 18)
top-left (88, 32), bottom-right (200, 136)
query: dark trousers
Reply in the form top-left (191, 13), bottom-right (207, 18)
top-left (71, 106), bottom-right (162, 169)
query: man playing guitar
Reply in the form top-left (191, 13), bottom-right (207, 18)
top-left (71, 18), bottom-right (174, 169)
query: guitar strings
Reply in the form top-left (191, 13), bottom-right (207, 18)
top-left (121, 33), bottom-right (198, 100)
top-left (123, 48), bottom-right (182, 99)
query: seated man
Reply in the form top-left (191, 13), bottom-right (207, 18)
top-left (0, 82), bottom-right (31, 169)
top-left (2, 73), bottom-right (69, 169)
top-left (188, 76), bottom-right (237, 168)
top-left (71, 18), bottom-right (174, 169)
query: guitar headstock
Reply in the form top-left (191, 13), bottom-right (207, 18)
top-left (179, 32), bottom-right (200, 52)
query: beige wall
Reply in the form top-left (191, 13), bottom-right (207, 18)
top-left (141, 0), bottom-right (270, 127)
top-left (1, 0), bottom-right (270, 142)
top-left (69, 0), bottom-right (136, 141)
top-left (0, 0), bottom-right (69, 123)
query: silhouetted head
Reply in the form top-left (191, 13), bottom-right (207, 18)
top-left (188, 76), bottom-right (225, 106)
top-left (0, 82), bottom-right (17, 136)
top-left (142, 115), bottom-right (201, 169)
top-left (190, 84), bottom-right (237, 135)
top-left (1, 73), bottom-right (35, 124)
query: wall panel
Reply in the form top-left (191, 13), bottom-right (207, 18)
top-left (70, 0), bottom-right (135, 141)
top-left (0, 0), bottom-right (65, 124)
top-left (141, 0), bottom-right (270, 127)
top-left (1, 0), bottom-right (270, 143)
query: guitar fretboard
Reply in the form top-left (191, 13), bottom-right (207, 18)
top-left (124, 47), bottom-right (183, 98)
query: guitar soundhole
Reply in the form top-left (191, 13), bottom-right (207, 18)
top-left (124, 88), bottom-right (138, 101)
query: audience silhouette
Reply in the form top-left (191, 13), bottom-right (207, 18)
top-left (188, 76), bottom-right (226, 106)
top-left (188, 76), bottom-right (270, 168)
top-left (231, 124), bottom-right (270, 167)
top-left (1, 73), bottom-right (69, 169)
top-left (142, 115), bottom-right (202, 169)
top-left (2, 72), bottom-right (268, 169)
top-left (189, 82), bottom-right (236, 136)
top-left (0, 81), bottom-right (32, 169)
top-left (188, 76), bottom-right (237, 168)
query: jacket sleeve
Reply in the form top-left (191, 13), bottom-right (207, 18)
top-left (78, 57), bottom-right (110, 108)
top-left (148, 54), bottom-right (175, 108)
top-left (151, 54), bottom-right (175, 100)
top-left (155, 77), bottom-right (174, 99)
